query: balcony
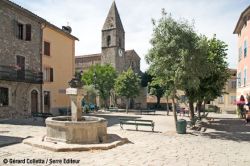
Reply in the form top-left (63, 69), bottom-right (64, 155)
top-left (0, 65), bottom-right (43, 84)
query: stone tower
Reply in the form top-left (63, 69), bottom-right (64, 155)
top-left (101, 1), bottom-right (125, 73)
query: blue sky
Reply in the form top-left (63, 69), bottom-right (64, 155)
top-left (12, 0), bottom-right (250, 72)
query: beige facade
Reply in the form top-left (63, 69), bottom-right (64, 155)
top-left (210, 69), bottom-right (237, 112)
top-left (42, 26), bottom-right (77, 114)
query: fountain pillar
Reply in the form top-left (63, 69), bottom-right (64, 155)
top-left (66, 88), bottom-right (83, 121)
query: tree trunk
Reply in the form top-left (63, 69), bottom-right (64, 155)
top-left (203, 102), bottom-right (206, 115)
top-left (189, 100), bottom-right (195, 121)
top-left (197, 100), bottom-right (202, 119)
top-left (156, 96), bottom-right (161, 108)
top-left (166, 96), bottom-right (169, 116)
top-left (126, 98), bottom-right (130, 114)
top-left (172, 96), bottom-right (177, 131)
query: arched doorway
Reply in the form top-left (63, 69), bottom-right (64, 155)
top-left (31, 90), bottom-right (38, 113)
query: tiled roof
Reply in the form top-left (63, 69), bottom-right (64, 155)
top-left (5, 0), bottom-right (78, 40)
top-left (102, 1), bottom-right (124, 32)
top-left (233, 5), bottom-right (250, 34)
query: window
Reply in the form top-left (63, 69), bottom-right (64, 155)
top-left (244, 68), bottom-right (247, 86)
top-left (43, 67), bottom-right (53, 82)
top-left (238, 72), bottom-right (241, 87)
top-left (17, 23), bottom-right (24, 40)
top-left (25, 24), bottom-right (31, 41)
top-left (230, 96), bottom-right (236, 105)
top-left (15, 21), bottom-right (31, 41)
top-left (107, 35), bottom-right (111, 46)
top-left (244, 40), bottom-right (248, 57)
top-left (218, 96), bottom-right (224, 104)
top-left (0, 87), bottom-right (9, 106)
top-left (44, 41), bottom-right (50, 56)
top-left (239, 47), bottom-right (242, 61)
top-left (231, 80), bottom-right (236, 89)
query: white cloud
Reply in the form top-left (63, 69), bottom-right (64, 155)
top-left (12, 0), bottom-right (249, 71)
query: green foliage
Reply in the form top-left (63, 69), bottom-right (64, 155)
top-left (195, 35), bottom-right (230, 103)
top-left (146, 10), bottom-right (208, 96)
top-left (148, 77), bottom-right (166, 107)
top-left (82, 64), bottom-right (117, 106)
top-left (114, 68), bottom-right (141, 99)
top-left (140, 71), bottom-right (153, 87)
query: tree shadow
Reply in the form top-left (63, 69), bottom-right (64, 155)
top-left (0, 135), bottom-right (32, 148)
top-left (200, 117), bottom-right (250, 142)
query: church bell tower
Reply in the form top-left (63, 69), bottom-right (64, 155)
top-left (101, 1), bottom-right (125, 73)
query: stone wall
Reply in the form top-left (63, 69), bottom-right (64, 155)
top-left (0, 2), bottom-right (42, 72)
top-left (0, 81), bottom-right (42, 119)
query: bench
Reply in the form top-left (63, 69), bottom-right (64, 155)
top-left (119, 118), bottom-right (155, 131)
top-left (108, 107), bottom-right (119, 112)
top-left (32, 112), bottom-right (53, 120)
top-left (140, 109), bottom-right (156, 115)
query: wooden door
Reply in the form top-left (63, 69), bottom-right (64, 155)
top-left (31, 90), bottom-right (38, 113)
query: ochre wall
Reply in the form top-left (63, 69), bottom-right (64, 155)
top-left (42, 27), bottom-right (75, 113)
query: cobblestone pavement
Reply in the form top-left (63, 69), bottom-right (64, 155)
top-left (0, 111), bottom-right (249, 166)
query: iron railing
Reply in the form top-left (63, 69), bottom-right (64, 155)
top-left (0, 65), bottom-right (43, 84)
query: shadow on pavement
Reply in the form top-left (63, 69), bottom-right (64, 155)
top-left (0, 118), bottom-right (45, 127)
top-left (201, 117), bottom-right (250, 142)
top-left (0, 135), bottom-right (32, 148)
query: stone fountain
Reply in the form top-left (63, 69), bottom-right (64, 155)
top-left (23, 77), bottom-right (127, 151)
top-left (45, 78), bottom-right (108, 144)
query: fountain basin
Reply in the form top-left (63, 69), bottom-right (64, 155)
top-left (45, 116), bottom-right (108, 144)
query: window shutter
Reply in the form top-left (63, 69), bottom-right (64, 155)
top-left (50, 68), bottom-right (53, 82)
top-left (44, 41), bottom-right (50, 56)
top-left (25, 24), bottom-right (31, 41)
top-left (12, 19), bottom-right (18, 38)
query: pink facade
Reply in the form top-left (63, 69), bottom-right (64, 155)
top-left (234, 6), bottom-right (250, 100)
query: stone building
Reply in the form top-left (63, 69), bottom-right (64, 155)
top-left (75, 2), bottom-right (147, 109)
top-left (0, 0), bottom-right (43, 118)
top-left (234, 5), bottom-right (250, 100)
top-left (0, 0), bottom-right (78, 118)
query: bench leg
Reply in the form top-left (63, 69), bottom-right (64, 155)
top-left (136, 125), bottom-right (138, 131)
top-left (152, 126), bottom-right (154, 132)
top-left (120, 123), bottom-right (123, 129)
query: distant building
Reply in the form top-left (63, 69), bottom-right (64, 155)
top-left (210, 69), bottom-right (237, 113)
top-left (75, 2), bottom-right (147, 109)
top-left (234, 5), bottom-right (250, 101)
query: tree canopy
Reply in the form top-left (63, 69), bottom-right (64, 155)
top-left (114, 68), bottom-right (141, 112)
top-left (81, 64), bottom-right (117, 107)
top-left (146, 9), bottom-right (210, 125)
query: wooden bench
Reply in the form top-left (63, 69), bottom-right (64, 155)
top-left (140, 109), bottom-right (156, 115)
top-left (108, 107), bottom-right (119, 112)
top-left (32, 112), bottom-right (53, 120)
top-left (119, 118), bottom-right (155, 131)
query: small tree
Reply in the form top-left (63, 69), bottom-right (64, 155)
top-left (195, 35), bottom-right (230, 118)
top-left (114, 68), bottom-right (140, 113)
top-left (146, 9), bottom-right (209, 130)
top-left (149, 78), bottom-right (166, 109)
top-left (82, 64), bottom-right (117, 108)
